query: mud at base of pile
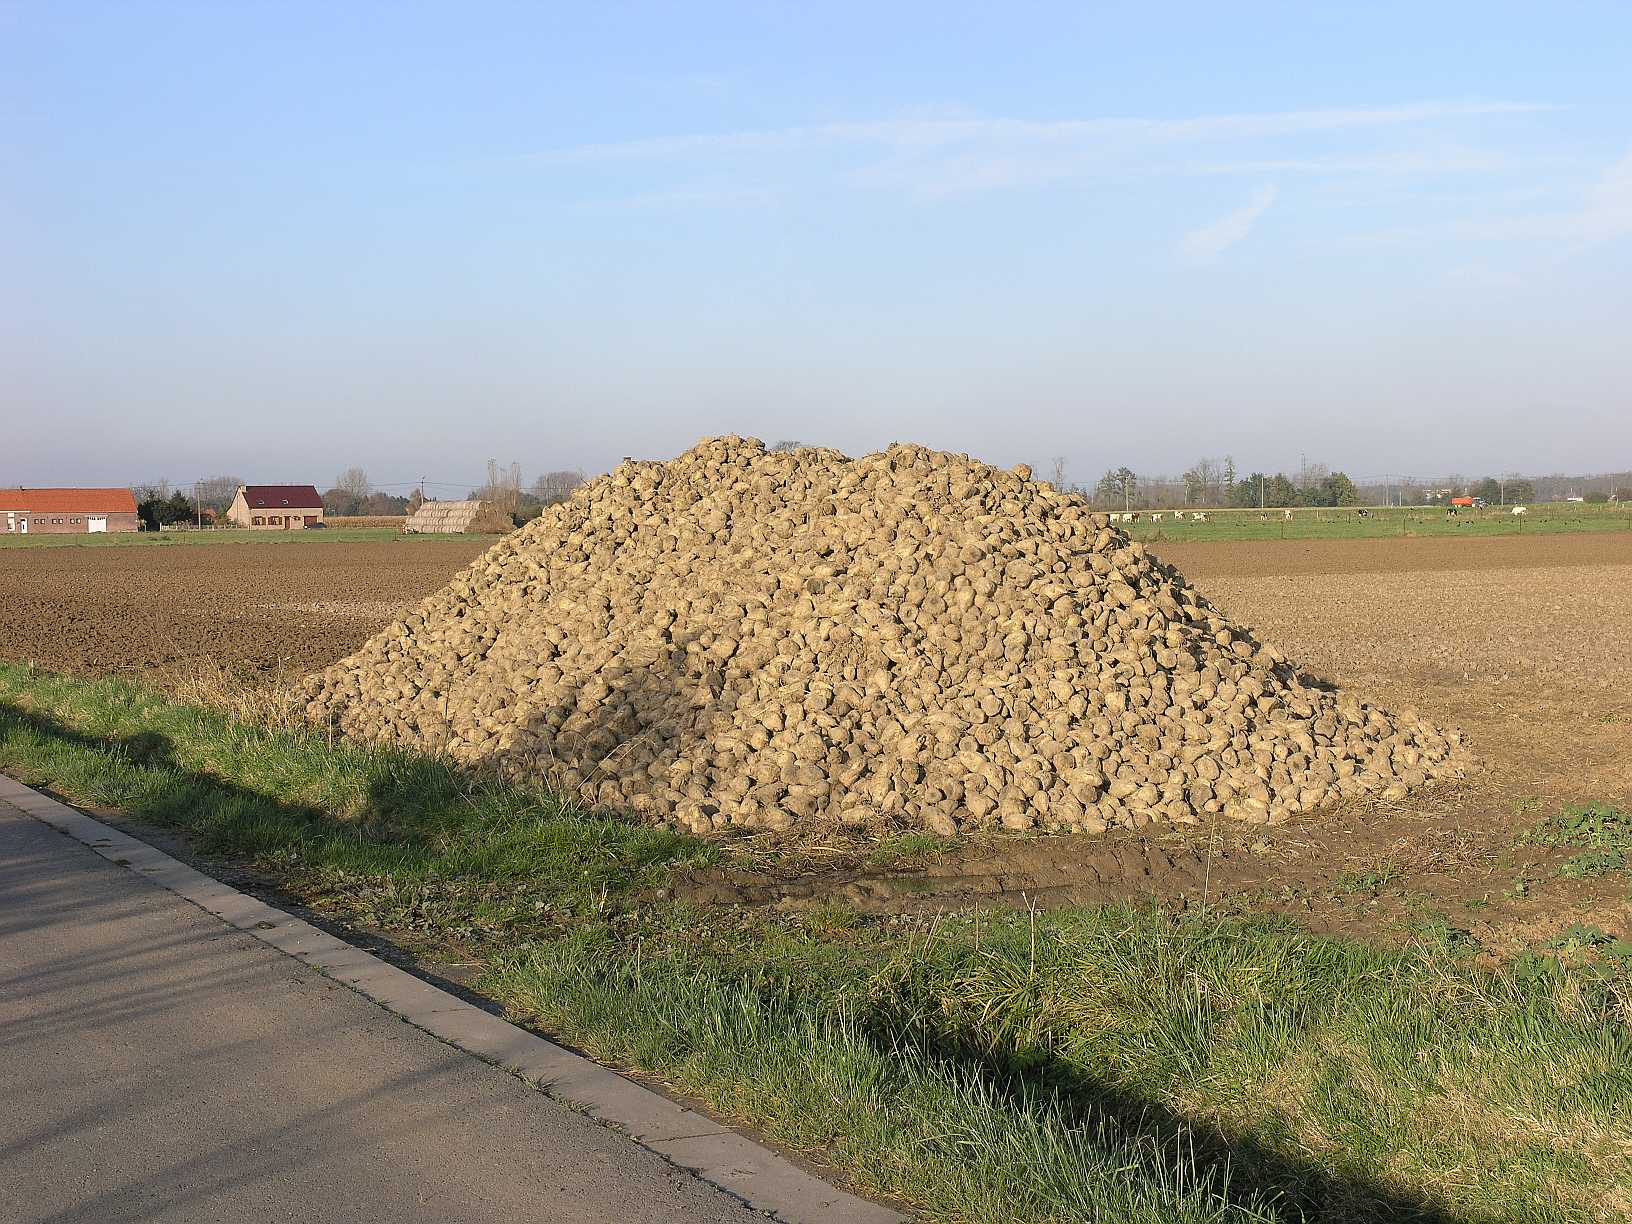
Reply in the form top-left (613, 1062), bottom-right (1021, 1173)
top-left (297, 437), bottom-right (1470, 838)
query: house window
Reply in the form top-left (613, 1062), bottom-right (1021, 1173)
top-left (269, 516), bottom-right (282, 525)
top-left (252, 516), bottom-right (265, 525)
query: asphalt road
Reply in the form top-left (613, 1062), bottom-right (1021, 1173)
top-left (0, 799), bottom-right (764, 1224)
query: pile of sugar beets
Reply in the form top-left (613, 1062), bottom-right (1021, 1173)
top-left (298, 438), bottom-right (1469, 836)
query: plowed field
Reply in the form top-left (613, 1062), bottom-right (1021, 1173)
top-left (3, 530), bottom-right (1629, 948)
top-left (0, 537), bottom-right (490, 683)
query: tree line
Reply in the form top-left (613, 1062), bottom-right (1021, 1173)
top-left (1076, 457), bottom-right (1630, 511)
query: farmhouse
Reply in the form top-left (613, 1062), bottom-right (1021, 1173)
top-left (0, 487), bottom-right (139, 535)
top-left (402, 498), bottom-right (513, 534)
top-left (226, 484), bottom-right (325, 530)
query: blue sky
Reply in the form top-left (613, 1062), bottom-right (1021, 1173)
top-left (4, 1), bottom-right (1630, 490)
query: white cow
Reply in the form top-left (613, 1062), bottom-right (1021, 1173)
top-left (1151, 512), bottom-right (1165, 521)
top-left (1193, 511), bottom-right (1209, 522)
top-left (1282, 508), bottom-right (1294, 520)
top-left (1511, 506), bottom-right (1528, 516)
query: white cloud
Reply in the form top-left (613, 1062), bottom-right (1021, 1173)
top-left (1180, 186), bottom-right (1280, 263)
top-left (523, 101), bottom-right (1549, 165)
top-left (1358, 146), bottom-right (1632, 247)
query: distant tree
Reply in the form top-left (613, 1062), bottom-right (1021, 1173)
top-left (769, 440), bottom-right (804, 452)
top-left (1584, 491), bottom-right (1610, 504)
top-left (336, 467), bottom-right (371, 501)
top-left (361, 491), bottom-right (410, 515)
top-left (194, 475), bottom-right (242, 512)
top-left (1325, 472), bottom-right (1359, 506)
top-left (1504, 479), bottom-right (1536, 504)
top-left (474, 459), bottom-right (524, 520)
top-left (1229, 473), bottom-right (1265, 508)
top-left (407, 486), bottom-right (425, 513)
top-left (133, 480), bottom-right (172, 504)
top-left (1472, 477), bottom-right (1502, 504)
top-left (1095, 467), bottom-right (1138, 508)
top-left (1182, 457), bottom-right (1221, 506)
top-left (1048, 456), bottom-right (1068, 489)
top-left (137, 490), bottom-right (194, 530)
top-left (531, 470), bottom-right (585, 504)
top-left (1182, 466), bottom-right (1208, 505)
top-left (321, 487), bottom-right (360, 516)
top-left (1259, 474), bottom-right (1296, 507)
top-left (1223, 455), bottom-right (1236, 498)
top-left (1612, 487), bottom-right (1632, 503)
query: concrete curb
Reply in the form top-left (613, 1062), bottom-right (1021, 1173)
top-left (0, 774), bottom-right (904, 1224)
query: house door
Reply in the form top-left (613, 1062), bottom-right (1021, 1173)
top-left (17, 518), bottom-right (26, 534)
top-left (88, 516), bottom-right (107, 533)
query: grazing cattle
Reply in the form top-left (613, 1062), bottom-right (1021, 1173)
top-left (1192, 511), bottom-right (1208, 522)
top-left (1446, 505), bottom-right (1459, 516)
top-left (1282, 509), bottom-right (1293, 520)
top-left (1150, 512), bottom-right (1164, 521)
top-left (1356, 509), bottom-right (1369, 519)
top-left (1511, 506), bottom-right (1528, 516)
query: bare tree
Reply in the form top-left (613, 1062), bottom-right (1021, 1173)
top-left (477, 459), bottom-right (523, 516)
top-left (1182, 458), bottom-right (1221, 506)
top-left (336, 467), bottom-right (371, 500)
top-left (194, 475), bottom-right (243, 512)
top-left (1049, 456), bottom-right (1068, 489)
top-left (531, 470), bottom-right (585, 504)
top-left (769, 440), bottom-right (804, 452)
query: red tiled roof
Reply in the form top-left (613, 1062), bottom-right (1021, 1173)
top-left (0, 487), bottom-right (138, 515)
top-left (243, 484), bottom-right (323, 509)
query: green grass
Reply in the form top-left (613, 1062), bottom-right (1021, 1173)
top-left (8, 504), bottom-right (1629, 551)
top-left (1122, 504), bottom-right (1632, 544)
top-left (3, 660), bottom-right (1631, 1222)
top-left (0, 527), bottom-right (484, 549)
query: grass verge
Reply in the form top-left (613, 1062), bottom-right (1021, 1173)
top-left (2, 660), bottom-right (1630, 1223)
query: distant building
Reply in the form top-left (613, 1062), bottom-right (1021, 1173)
top-left (0, 488), bottom-right (139, 535)
top-left (226, 484), bottom-right (325, 529)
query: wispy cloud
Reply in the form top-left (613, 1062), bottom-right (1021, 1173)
top-left (1453, 147), bottom-right (1632, 243)
top-left (1180, 186), bottom-right (1280, 263)
top-left (494, 100), bottom-right (1551, 208)
top-left (523, 101), bottom-right (1549, 166)
top-left (1348, 146), bottom-right (1632, 250)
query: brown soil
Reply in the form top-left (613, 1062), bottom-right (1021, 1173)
top-left (3, 529), bottom-right (1628, 952)
top-left (0, 538), bottom-right (490, 683)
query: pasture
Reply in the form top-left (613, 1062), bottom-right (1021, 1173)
top-left (1116, 500), bottom-right (1632, 543)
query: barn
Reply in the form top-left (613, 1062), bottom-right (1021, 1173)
top-left (402, 499), bottom-right (513, 535)
top-left (226, 484), bottom-right (325, 530)
top-left (0, 488), bottom-right (140, 535)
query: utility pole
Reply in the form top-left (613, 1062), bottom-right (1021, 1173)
top-left (194, 479), bottom-right (202, 529)
top-left (1258, 475), bottom-right (1264, 509)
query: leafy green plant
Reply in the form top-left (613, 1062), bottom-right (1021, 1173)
top-left (1333, 866), bottom-right (1398, 896)
top-left (1559, 849), bottom-right (1627, 879)
top-left (1521, 803), bottom-right (1632, 883)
